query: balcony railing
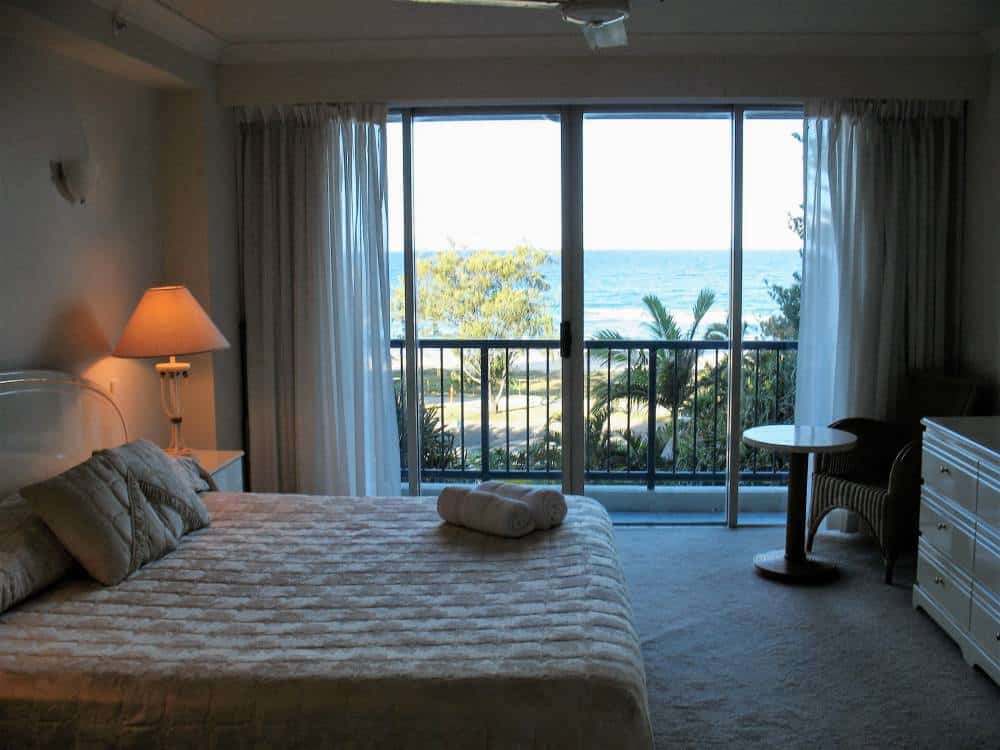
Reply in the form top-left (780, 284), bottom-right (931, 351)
top-left (391, 338), bottom-right (797, 487)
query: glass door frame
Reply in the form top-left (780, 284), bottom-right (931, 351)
top-left (727, 104), bottom-right (745, 527)
top-left (569, 104), bottom-right (736, 519)
top-left (731, 105), bottom-right (806, 526)
top-left (393, 103), bottom-right (803, 526)
top-left (395, 106), bottom-right (566, 497)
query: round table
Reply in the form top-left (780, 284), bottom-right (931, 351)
top-left (743, 425), bottom-right (857, 583)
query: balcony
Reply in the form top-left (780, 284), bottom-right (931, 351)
top-left (391, 338), bottom-right (797, 499)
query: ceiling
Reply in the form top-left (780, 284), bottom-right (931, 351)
top-left (131, 0), bottom-right (1000, 62)
top-left (160, 1), bottom-right (997, 41)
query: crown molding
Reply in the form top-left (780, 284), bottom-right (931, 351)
top-left (2, 0), bottom-right (214, 88)
top-left (90, 0), bottom-right (224, 61)
top-left (221, 32), bottom-right (991, 65)
top-left (219, 55), bottom-right (986, 107)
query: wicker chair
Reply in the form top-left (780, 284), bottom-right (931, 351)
top-left (805, 373), bottom-right (982, 584)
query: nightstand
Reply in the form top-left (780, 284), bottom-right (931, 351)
top-left (192, 449), bottom-right (245, 492)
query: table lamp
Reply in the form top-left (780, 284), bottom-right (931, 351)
top-left (113, 285), bottom-right (230, 455)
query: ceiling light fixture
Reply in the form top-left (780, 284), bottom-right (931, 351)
top-left (397, 0), bottom-right (632, 49)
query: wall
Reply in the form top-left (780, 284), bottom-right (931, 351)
top-left (0, 35), bottom-right (243, 450)
top-left (0, 39), bottom-right (167, 442)
top-left (962, 51), bottom-right (1000, 410)
top-left (159, 90), bottom-right (241, 450)
top-left (201, 102), bottom-right (241, 451)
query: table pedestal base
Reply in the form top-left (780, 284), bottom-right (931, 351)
top-left (753, 549), bottom-right (839, 583)
top-left (743, 426), bottom-right (857, 585)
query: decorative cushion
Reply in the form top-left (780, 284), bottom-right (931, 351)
top-left (170, 455), bottom-right (218, 493)
top-left (95, 441), bottom-right (212, 537)
top-left (0, 493), bottom-right (74, 614)
top-left (22, 440), bottom-right (210, 586)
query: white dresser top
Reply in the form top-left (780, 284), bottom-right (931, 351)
top-left (923, 417), bottom-right (1000, 462)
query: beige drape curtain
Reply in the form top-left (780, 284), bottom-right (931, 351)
top-left (796, 99), bottom-right (965, 426)
top-left (236, 104), bottom-right (401, 495)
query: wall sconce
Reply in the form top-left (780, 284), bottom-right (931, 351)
top-left (51, 159), bottom-right (99, 206)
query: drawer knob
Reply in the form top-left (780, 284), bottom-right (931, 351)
top-left (936, 522), bottom-right (948, 531)
top-left (933, 576), bottom-right (944, 585)
top-left (939, 465), bottom-right (950, 475)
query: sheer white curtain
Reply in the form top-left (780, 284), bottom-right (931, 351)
top-left (796, 100), bottom-right (965, 426)
top-left (237, 104), bottom-right (400, 495)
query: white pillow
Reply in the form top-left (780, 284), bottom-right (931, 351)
top-left (0, 492), bottom-right (74, 614)
top-left (23, 440), bottom-right (210, 586)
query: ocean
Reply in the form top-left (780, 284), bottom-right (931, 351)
top-left (389, 250), bottom-right (801, 340)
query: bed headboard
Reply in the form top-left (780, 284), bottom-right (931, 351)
top-left (0, 370), bottom-right (127, 497)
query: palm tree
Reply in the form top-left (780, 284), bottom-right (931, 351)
top-left (590, 287), bottom-right (719, 418)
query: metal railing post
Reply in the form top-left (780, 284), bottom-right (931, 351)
top-left (692, 345), bottom-right (699, 479)
top-left (646, 344), bottom-right (657, 491)
top-left (480, 344), bottom-right (489, 480)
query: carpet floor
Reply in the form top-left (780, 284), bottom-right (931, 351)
top-left (615, 525), bottom-right (1000, 750)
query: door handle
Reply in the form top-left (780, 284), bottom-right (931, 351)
top-left (560, 321), bottom-right (572, 359)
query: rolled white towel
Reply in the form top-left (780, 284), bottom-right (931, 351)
top-left (437, 487), bottom-right (535, 538)
top-left (477, 481), bottom-right (568, 530)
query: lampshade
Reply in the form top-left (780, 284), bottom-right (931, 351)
top-left (113, 285), bottom-right (229, 359)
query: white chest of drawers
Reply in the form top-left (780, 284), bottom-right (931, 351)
top-left (913, 417), bottom-right (1000, 685)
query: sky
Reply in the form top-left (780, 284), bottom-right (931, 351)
top-left (386, 113), bottom-right (803, 254)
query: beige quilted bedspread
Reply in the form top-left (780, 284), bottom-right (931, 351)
top-left (0, 493), bottom-right (652, 749)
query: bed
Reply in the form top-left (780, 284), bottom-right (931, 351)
top-left (0, 371), bottom-right (653, 749)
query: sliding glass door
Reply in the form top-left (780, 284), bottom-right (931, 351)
top-left (580, 111), bottom-right (732, 519)
top-left (389, 105), bottom-right (803, 521)
top-left (737, 110), bottom-right (804, 524)
top-left (393, 112), bottom-right (563, 494)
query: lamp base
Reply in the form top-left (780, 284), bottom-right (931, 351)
top-left (157, 356), bottom-right (192, 456)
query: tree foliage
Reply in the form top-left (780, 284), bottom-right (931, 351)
top-left (392, 243), bottom-right (555, 409)
top-left (759, 208), bottom-right (804, 340)
top-left (393, 243), bottom-right (555, 339)
top-left (395, 390), bottom-right (459, 471)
